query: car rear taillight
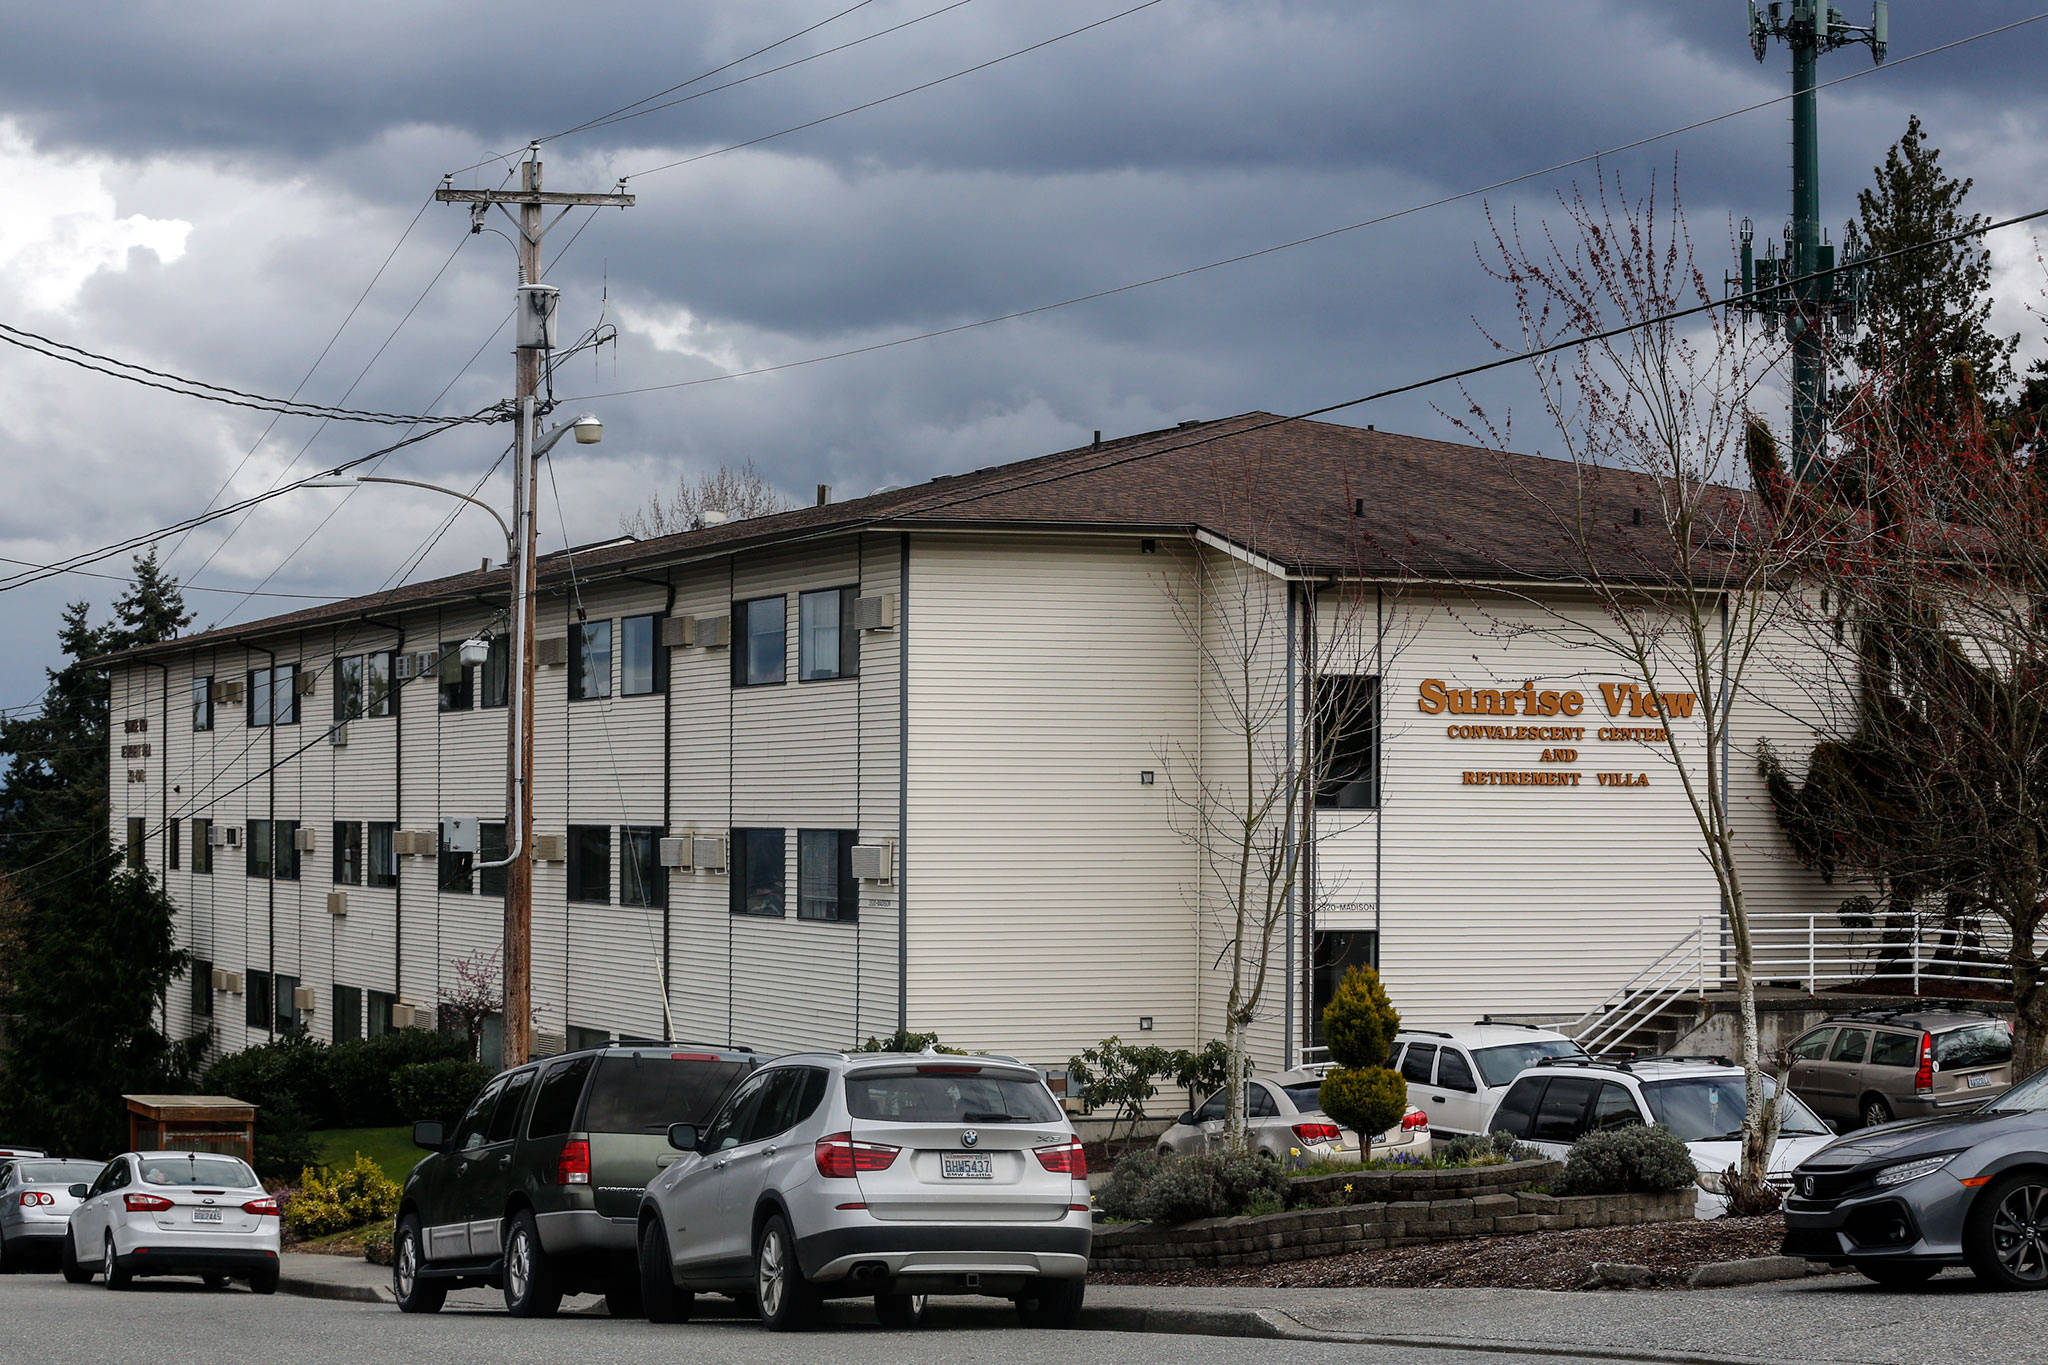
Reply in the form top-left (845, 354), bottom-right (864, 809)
top-left (556, 1139), bottom-right (591, 1186)
top-left (1291, 1122), bottom-right (1342, 1145)
top-left (1035, 1140), bottom-right (1089, 1178)
top-left (17, 1191), bottom-right (53, 1206)
top-left (1915, 1033), bottom-right (1934, 1093)
top-left (814, 1132), bottom-right (900, 1179)
top-left (241, 1196), bottom-right (280, 1216)
top-left (1401, 1111), bottom-right (1429, 1132)
top-left (123, 1193), bottom-right (173, 1212)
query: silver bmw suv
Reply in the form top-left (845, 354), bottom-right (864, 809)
top-left (636, 1051), bottom-right (1092, 1331)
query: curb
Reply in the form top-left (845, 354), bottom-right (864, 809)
top-left (277, 1273), bottom-right (393, 1305)
top-left (1686, 1256), bottom-right (1820, 1289)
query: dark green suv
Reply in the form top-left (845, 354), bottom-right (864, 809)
top-left (393, 1044), bottom-right (757, 1316)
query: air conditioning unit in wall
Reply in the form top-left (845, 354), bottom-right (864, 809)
top-left (536, 637), bottom-right (567, 667)
top-left (329, 723), bottom-right (348, 748)
top-left (220, 971), bottom-right (244, 996)
top-left (658, 836), bottom-right (694, 869)
top-left (326, 891), bottom-right (349, 918)
top-left (532, 833), bottom-right (565, 862)
top-left (292, 986), bottom-right (316, 1013)
top-left (414, 651), bottom-right (442, 678)
top-left (206, 824), bottom-right (227, 848)
top-left (692, 835), bottom-right (728, 872)
top-left (851, 840), bottom-right (896, 883)
top-left (853, 593), bottom-right (898, 632)
top-left (216, 679), bottom-right (244, 704)
top-left (393, 653), bottom-right (416, 681)
top-left (700, 616), bottom-right (731, 648)
top-left (532, 1032), bottom-right (567, 1059)
top-left (660, 616), bottom-right (695, 648)
top-left (294, 671), bottom-right (317, 697)
top-left (389, 1003), bottom-right (419, 1029)
top-left (398, 829), bottom-right (436, 857)
top-left (294, 826), bottom-right (317, 852)
top-left (210, 968), bottom-right (230, 993)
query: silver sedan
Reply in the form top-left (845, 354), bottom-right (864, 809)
top-left (0, 1158), bottom-right (102, 1270)
top-left (1157, 1074), bottom-right (1431, 1164)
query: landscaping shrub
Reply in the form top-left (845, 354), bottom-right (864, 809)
top-left (203, 1033), bottom-right (331, 1175)
top-left (1317, 1065), bottom-right (1409, 1147)
top-left (392, 1059), bottom-right (495, 1124)
top-left (1067, 1036), bottom-right (1176, 1141)
top-left (284, 1153), bottom-right (401, 1238)
top-left (325, 1031), bottom-right (470, 1127)
top-left (1097, 1148), bottom-right (1287, 1225)
top-left (1172, 1039), bottom-right (1231, 1099)
top-left (1321, 965), bottom-right (1401, 1068)
top-left (1440, 1130), bottom-right (1539, 1164)
top-left (856, 1029), bottom-right (955, 1053)
top-left (1552, 1124), bottom-right (1698, 1196)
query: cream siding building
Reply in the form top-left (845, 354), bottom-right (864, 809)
top-left (103, 415), bottom-right (1853, 1072)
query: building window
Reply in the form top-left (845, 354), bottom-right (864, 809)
top-left (798, 587), bottom-right (859, 681)
top-left (730, 828), bottom-right (786, 917)
top-left (168, 818), bottom-right (181, 871)
top-left (367, 822), bottom-right (397, 888)
top-left (333, 984), bottom-right (363, 1043)
top-left (566, 1024), bottom-right (610, 1053)
top-left (478, 822), bottom-right (508, 897)
top-left (192, 819), bottom-right (213, 875)
top-left (438, 643), bottom-right (473, 711)
top-left (190, 958), bottom-right (212, 1020)
top-left (439, 826), bottom-right (474, 894)
top-left (571, 620), bottom-right (613, 700)
top-left (481, 635), bottom-right (510, 709)
top-left (246, 820), bottom-right (272, 879)
top-left (797, 829), bottom-right (858, 922)
top-left (732, 596), bottom-right (786, 687)
top-left (333, 821), bottom-right (362, 886)
top-left (127, 817), bottom-right (145, 870)
top-left (366, 651), bottom-right (396, 717)
top-left (367, 990), bottom-right (396, 1038)
top-left (621, 614), bottom-right (664, 696)
top-left (275, 973), bottom-right (300, 1033)
top-left (247, 970), bottom-right (271, 1029)
top-left (248, 665), bottom-right (298, 727)
top-left (192, 676), bottom-right (214, 731)
top-left (621, 826), bottom-right (665, 908)
top-left (567, 825), bottom-right (611, 903)
top-left (274, 820), bottom-right (301, 881)
top-left (334, 654), bottom-right (365, 722)
top-left (1313, 675), bottom-right (1380, 810)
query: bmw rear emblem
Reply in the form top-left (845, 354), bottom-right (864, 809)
top-left (962, 1130), bottom-right (979, 1147)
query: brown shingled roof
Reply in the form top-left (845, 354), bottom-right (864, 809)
top-left (99, 413), bottom-right (1692, 664)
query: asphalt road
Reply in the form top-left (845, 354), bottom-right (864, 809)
top-left (0, 1274), bottom-right (1640, 1365)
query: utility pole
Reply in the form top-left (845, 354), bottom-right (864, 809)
top-left (436, 149), bottom-right (632, 1066)
top-left (1731, 1), bottom-right (1886, 482)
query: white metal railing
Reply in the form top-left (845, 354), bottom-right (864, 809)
top-left (1568, 916), bottom-right (1712, 1055)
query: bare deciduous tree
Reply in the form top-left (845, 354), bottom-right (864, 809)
top-left (621, 460), bottom-right (795, 539)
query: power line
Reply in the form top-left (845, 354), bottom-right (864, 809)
top-left (0, 555), bottom-right (339, 601)
top-left (615, 0), bottom-right (1173, 181)
top-left (566, 9), bottom-right (2048, 404)
top-left (0, 321), bottom-right (500, 426)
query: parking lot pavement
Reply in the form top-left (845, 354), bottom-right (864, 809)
top-left (1084, 1273), bottom-right (2030, 1365)
top-left (0, 1274), bottom-right (1642, 1365)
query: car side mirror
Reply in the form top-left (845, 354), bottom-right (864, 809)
top-left (412, 1120), bottom-right (448, 1152)
top-left (667, 1123), bottom-right (700, 1152)
top-left (1177, 1111), bottom-right (1197, 1127)
top-left (67, 1183), bottom-right (88, 1199)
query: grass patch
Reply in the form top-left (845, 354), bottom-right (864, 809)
top-left (289, 1223), bottom-right (389, 1256)
top-left (309, 1127), bottom-right (419, 1186)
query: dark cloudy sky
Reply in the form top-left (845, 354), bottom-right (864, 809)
top-left (1, 1), bottom-right (2043, 708)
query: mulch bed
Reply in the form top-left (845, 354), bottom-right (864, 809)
top-left (1094, 1215), bottom-right (1791, 1291)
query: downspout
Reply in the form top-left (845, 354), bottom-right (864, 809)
top-left (1282, 582), bottom-right (1298, 1070)
top-left (1716, 594), bottom-right (1734, 960)
top-left (143, 661), bottom-right (171, 1036)
top-left (1374, 586), bottom-right (1384, 963)
top-left (624, 569), bottom-right (677, 1039)
top-left (249, 643), bottom-right (277, 1038)
top-left (897, 533), bottom-right (910, 1033)
top-left (359, 614), bottom-right (407, 1000)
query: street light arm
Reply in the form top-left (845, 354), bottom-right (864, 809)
top-left (355, 476), bottom-right (514, 555)
top-left (533, 412), bottom-right (602, 458)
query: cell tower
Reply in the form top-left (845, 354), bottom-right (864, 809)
top-left (1729, 1), bottom-right (1887, 482)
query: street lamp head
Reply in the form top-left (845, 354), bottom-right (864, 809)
top-left (572, 413), bottom-right (603, 445)
top-left (459, 637), bottom-right (491, 668)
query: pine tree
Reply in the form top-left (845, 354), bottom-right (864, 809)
top-left (1843, 115), bottom-right (2017, 417)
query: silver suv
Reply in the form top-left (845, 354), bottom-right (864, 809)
top-left (636, 1052), bottom-right (1091, 1331)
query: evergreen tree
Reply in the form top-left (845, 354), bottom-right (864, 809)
top-left (0, 550), bottom-right (201, 1152)
top-left (1842, 115), bottom-right (2017, 417)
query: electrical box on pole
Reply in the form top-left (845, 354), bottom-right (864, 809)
top-left (516, 284), bottom-right (560, 351)
top-left (1732, 1), bottom-right (1886, 483)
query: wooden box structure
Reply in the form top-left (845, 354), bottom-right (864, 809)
top-left (123, 1095), bottom-right (256, 1162)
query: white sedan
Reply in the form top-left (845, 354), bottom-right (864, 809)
top-left (61, 1151), bottom-right (280, 1292)
top-left (1158, 1073), bottom-right (1431, 1164)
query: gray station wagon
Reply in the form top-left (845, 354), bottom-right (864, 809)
top-left (1782, 1006), bottom-right (2014, 1130)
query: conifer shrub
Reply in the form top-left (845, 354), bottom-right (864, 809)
top-left (1315, 964), bottom-right (1409, 1150)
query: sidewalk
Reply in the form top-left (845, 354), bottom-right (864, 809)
top-left (278, 1253), bottom-right (392, 1305)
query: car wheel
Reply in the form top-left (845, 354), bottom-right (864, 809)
top-left (1857, 1262), bottom-right (1938, 1288)
top-left (501, 1209), bottom-right (563, 1318)
top-left (1860, 1095), bottom-right (1894, 1129)
top-left (874, 1291), bottom-right (928, 1329)
top-left (1966, 1171), bottom-right (2048, 1290)
top-left (753, 1214), bottom-right (817, 1331)
top-left (101, 1236), bottom-right (130, 1291)
top-left (249, 1264), bottom-right (279, 1295)
top-left (1016, 1276), bottom-right (1086, 1329)
top-left (59, 1228), bottom-right (93, 1284)
top-left (638, 1218), bottom-right (693, 1324)
top-left (0, 1225), bottom-right (11, 1274)
top-left (391, 1215), bottom-right (446, 1314)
